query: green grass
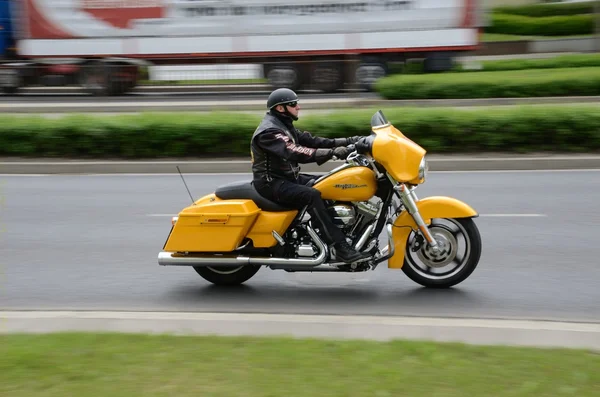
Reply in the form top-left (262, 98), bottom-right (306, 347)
top-left (1, 333), bottom-right (599, 396)
top-left (482, 32), bottom-right (595, 42)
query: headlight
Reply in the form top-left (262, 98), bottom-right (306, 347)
top-left (418, 156), bottom-right (428, 181)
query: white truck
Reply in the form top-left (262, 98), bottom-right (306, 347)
top-left (0, 0), bottom-right (488, 94)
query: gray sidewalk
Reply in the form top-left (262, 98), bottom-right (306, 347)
top-left (2, 311), bottom-right (599, 351)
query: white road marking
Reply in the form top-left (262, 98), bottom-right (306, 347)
top-left (0, 173), bottom-right (254, 177)
top-left (0, 174), bottom-right (50, 177)
top-left (479, 214), bottom-right (547, 217)
top-left (147, 214), bottom-right (178, 217)
top-left (427, 168), bottom-right (593, 173)
top-left (2, 168), bottom-right (600, 177)
top-left (147, 213), bottom-right (548, 217)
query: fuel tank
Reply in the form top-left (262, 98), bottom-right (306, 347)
top-left (313, 166), bottom-right (377, 202)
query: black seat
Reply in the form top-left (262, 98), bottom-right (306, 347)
top-left (214, 180), bottom-right (295, 212)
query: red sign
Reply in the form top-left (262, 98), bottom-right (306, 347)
top-left (81, 0), bottom-right (165, 29)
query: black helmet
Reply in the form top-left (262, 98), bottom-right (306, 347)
top-left (267, 88), bottom-right (299, 109)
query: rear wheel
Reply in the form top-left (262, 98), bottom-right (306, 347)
top-left (402, 217), bottom-right (481, 288)
top-left (193, 265), bottom-right (261, 286)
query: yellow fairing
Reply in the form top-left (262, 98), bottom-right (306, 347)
top-left (372, 125), bottom-right (426, 184)
top-left (247, 210), bottom-right (298, 248)
top-left (313, 166), bottom-right (377, 201)
top-left (164, 194), bottom-right (261, 252)
top-left (388, 196), bottom-right (478, 269)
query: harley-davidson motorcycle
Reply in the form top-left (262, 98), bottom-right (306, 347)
top-left (158, 110), bottom-right (482, 288)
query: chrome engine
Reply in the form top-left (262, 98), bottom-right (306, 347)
top-left (293, 198), bottom-right (383, 258)
top-left (296, 244), bottom-right (317, 257)
top-left (329, 205), bottom-right (357, 228)
top-left (328, 199), bottom-right (381, 231)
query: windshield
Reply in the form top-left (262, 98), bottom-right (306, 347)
top-left (370, 110), bottom-right (389, 128)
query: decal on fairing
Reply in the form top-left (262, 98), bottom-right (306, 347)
top-left (334, 184), bottom-right (368, 190)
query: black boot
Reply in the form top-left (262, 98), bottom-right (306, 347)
top-left (308, 205), bottom-right (371, 264)
top-left (332, 241), bottom-right (371, 264)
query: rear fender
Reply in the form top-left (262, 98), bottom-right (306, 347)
top-left (388, 196), bottom-right (478, 269)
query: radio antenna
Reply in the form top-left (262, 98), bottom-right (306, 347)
top-left (176, 166), bottom-right (195, 204)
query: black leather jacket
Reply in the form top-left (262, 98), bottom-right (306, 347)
top-left (251, 110), bottom-right (348, 183)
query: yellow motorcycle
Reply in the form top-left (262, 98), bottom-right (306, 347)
top-left (158, 110), bottom-right (482, 288)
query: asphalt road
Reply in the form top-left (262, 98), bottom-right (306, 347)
top-left (1, 170), bottom-right (599, 323)
top-left (1, 90), bottom-right (599, 114)
top-left (0, 91), bottom-right (380, 113)
top-left (0, 90), bottom-right (361, 102)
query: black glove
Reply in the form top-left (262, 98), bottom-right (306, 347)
top-left (333, 146), bottom-right (351, 160)
top-left (354, 137), bottom-right (372, 154)
top-left (345, 136), bottom-right (363, 145)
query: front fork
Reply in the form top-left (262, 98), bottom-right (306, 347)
top-left (394, 183), bottom-right (440, 253)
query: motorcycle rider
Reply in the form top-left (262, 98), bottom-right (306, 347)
top-left (250, 88), bottom-right (370, 264)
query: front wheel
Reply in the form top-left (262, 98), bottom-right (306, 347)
top-left (193, 265), bottom-right (261, 286)
top-left (402, 217), bottom-right (481, 288)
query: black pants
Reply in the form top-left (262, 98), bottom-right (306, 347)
top-left (254, 173), bottom-right (347, 246)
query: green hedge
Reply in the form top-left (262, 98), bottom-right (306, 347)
top-left (375, 67), bottom-right (600, 100)
top-left (396, 54), bottom-right (600, 75)
top-left (0, 112), bottom-right (261, 159)
top-left (493, 2), bottom-right (595, 17)
top-left (1, 106), bottom-right (600, 158)
top-left (485, 13), bottom-right (594, 36)
top-left (456, 54), bottom-right (600, 73)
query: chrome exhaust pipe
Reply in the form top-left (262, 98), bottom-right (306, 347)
top-left (354, 224), bottom-right (374, 251)
top-left (158, 225), bottom-right (329, 268)
top-left (373, 223), bottom-right (395, 265)
top-left (284, 264), bottom-right (348, 272)
top-left (158, 252), bottom-right (250, 267)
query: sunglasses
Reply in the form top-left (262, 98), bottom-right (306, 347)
top-left (285, 102), bottom-right (298, 108)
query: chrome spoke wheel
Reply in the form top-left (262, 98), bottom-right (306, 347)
top-left (402, 217), bottom-right (481, 288)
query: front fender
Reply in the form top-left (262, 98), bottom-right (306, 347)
top-left (388, 196), bottom-right (478, 269)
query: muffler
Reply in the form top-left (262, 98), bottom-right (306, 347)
top-left (158, 225), bottom-right (328, 268)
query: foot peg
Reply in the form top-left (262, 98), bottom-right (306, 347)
top-left (333, 242), bottom-right (371, 264)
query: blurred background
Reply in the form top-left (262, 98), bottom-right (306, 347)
top-left (1, 4), bottom-right (599, 389)
top-left (0, 0), bottom-right (598, 97)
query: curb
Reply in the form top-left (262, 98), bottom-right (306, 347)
top-left (2, 156), bottom-right (600, 174)
top-left (1, 311), bottom-right (599, 350)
